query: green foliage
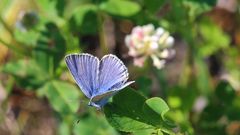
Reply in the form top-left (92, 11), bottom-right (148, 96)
top-left (69, 5), bottom-right (98, 35)
top-left (14, 29), bottom-right (39, 47)
top-left (143, 97), bottom-right (169, 120)
top-left (100, 0), bottom-right (141, 17)
top-left (38, 80), bottom-right (80, 115)
top-left (143, 0), bottom-right (166, 14)
top-left (198, 19), bottom-right (230, 57)
top-left (104, 88), bottom-right (174, 134)
top-left (2, 59), bottom-right (48, 89)
top-left (74, 111), bottom-right (119, 135)
top-left (35, 0), bottom-right (60, 21)
top-left (33, 22), bottom-right (66, 74)
top-left (135, 76), bottom-right (152, 96)
top-left (197, 81), bottom-right (240, 134)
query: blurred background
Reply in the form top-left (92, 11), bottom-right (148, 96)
top-left (0, 0), bottom-right (240, 134)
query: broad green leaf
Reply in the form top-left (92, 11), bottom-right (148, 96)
top-left (143, 97), bottom-right (169, 120)
top-left (2, 59), bottom-right (48, 90)
top-left (100, 0), bottom-right (141, 17)
top-left (69, 5), bottom-right (98, 35)
top-left (104, 88), bottom-right (153, 132)
top-left (38, 80), bottom-right (80, 115)
top-left (74, 110), bottom-right (119, 135)
top-left (143, 98), bottom-right (175, 134)
top-left (104, 88), bottom-right (174, 133)
top-left (133, 129), bottom-right (156, 135)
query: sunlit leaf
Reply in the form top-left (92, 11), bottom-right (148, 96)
top-left (14, 29), bottom-right (39, 47)
top-left (143, 97), bottom-right (169, 120)
top-left (198, 19), bottom-right (230, 57)
top-left (100, 0), bottom-right (141, 17)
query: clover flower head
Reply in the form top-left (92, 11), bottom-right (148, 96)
top-left (125, 24), bottom-right (175, 69)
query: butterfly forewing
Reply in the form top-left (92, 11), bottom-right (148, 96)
top-left (65, 54), bottom-right (99, 98)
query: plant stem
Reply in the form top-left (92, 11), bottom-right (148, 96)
top-left (97, 10), bottom-right (108, 54)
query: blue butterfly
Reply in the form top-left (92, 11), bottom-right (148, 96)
top-left (65, 53), bottom-right (134, 108)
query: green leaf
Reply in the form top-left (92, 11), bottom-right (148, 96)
top-left (69, 5), bottom-right (98, 35)
top-left (143, 97), bottom-right (169, 121)
top-left (58, 121), bottom-right (70, 135)
top-left (104, 88), bottom-right (153, 132)
top-left (34, 0), bottom-right (60, 22)
top-left (215, 81), bottom-right (235, 104)
top-left (183, 1), bottom-right (212, 21)
top-left (74, 110), bottom-right (119, 135)
top-left (133, 129), bottom-right (156, 135)
top-left (136, 76), bottom-right (152, 96)
top-left (198, 19), bottom-right (230, 57)
top-left (2, 59), bottom-right (48, 90)
top-left (33, 22), bottom-right (66, 74)
top-left (167, 86), bottom-right (197, 111)
top-left (100, 0), bottom-right (141, 17)
top-left (143, 98), bottom-right (175, 134)
top-left (14, 29), bottom-right (39, 47)
top-left (143, 0), bottom-right (166, 13)
top-left (188, 0), bottom-right (216, 6)
top-left (38, 80), bottom-right (80, 115)
top-left (194, 55), bottom-right (211, 95)
top-left (104, 88), bottom-right (174, 133)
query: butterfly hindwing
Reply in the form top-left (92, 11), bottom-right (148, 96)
top-left (90, 54), bottom-right (134, 107)
top-left (65, 53), bottom-right (99, 98)
top-left (98, 54), bottom-right (129, 93)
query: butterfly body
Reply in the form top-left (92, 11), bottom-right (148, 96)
top-left (65, 53), bottom-right (134, 109)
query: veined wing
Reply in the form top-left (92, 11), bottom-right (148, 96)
top-left (65, 53), bottom-right (99, 98)
top-left (98, 54), bottom-right (130, 93)
top-left (90, 54), bottom-right (134, 107)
